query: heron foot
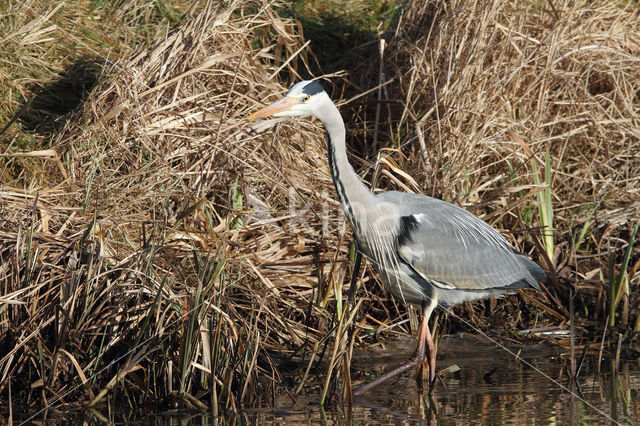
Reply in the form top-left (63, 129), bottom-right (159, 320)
top-left (417, 360), bottom-right (439, 394)
top-left (354, 304), bottom-right (434, 397)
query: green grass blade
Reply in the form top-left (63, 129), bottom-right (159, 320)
top-left (532, 150), bottom-right (554, 264)
top-left (575, 198), bottom-right (604, 253)
top-left (610, 222), bottom-right (639, 327)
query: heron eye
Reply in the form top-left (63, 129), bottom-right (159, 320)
top-left (302, 95), bottom-right (310, 102)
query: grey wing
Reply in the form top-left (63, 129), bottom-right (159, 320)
top-left (380, 192), bottom-right (545, 291)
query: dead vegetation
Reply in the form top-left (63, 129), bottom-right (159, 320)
top-left (345, 0), bottom-right (640, 332)
top-left (1, 0), bottom-right (352, 415)
top-left (0, 0), bottom-right (639, 418)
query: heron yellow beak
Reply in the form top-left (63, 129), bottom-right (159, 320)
top-left (248, 96), bottom-right (297, 120)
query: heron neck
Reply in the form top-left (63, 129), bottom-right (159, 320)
top-left (320, 105), bottom-right (375, 234)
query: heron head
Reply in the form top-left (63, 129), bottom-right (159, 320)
top-left (249, 80), bottom-right (329, 120)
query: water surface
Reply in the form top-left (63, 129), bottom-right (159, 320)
top-left (19, 333), bottom-right (638, 424)
top-left (248, 333), bottom-right (639, 424)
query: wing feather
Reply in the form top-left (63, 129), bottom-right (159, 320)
top-left (379, 191), bottom-right (543, 291)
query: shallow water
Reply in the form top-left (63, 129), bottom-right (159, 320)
top-left (245, 333), bottom-right (639, 424)
top-left (18, 334), bottom-right (639, 424)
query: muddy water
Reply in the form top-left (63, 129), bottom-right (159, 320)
top-left (13, 334), bottom-right (638, 424)
top-left (247, 333), bottom-right (639, 424)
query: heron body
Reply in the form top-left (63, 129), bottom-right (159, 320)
top-left (250, 80), bottom-right (546, 395)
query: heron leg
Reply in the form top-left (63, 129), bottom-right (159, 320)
top-left (425, 320), bottom-right (437, 386)
top-left (353, 297), bottom-right (436, 397)
top-left (421, 299), bottom-right (437, 392)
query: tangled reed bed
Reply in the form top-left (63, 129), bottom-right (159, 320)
top-left (346, 0), bottom-right (640, 333)
top-left (1, 0), bottom-right (358, 415)
top-left (377, 0), bottom-right (640, 219)
top-left (0, 0), bottom-right (639, 417)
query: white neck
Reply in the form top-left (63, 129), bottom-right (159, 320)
top-left (318, 102), bottom-right (376, 235)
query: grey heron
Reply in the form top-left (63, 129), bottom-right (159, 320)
top-left (249, 80), bottom-right (546, 396)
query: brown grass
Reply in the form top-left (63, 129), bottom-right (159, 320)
top-left (1, 0), bottom-right (639, 417)
top-left (380, 0), bottom-right (640, 210)
top-left (1, 0), bottom-right (354, 414)
top-left (345, 0), bottom-right (640, 330)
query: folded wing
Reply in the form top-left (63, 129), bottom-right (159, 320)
top-left (379, 191), bottom-right (545, 291)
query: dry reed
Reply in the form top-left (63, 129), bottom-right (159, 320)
top-left (1, 0), bottom-right (356, 414)
top-left (1, 0), bottom-right (639, 416)
top-left (345, 0), bottom-right (639, 333)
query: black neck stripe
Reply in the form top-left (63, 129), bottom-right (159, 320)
top-left (326, 133), bottom-right (359, 234)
